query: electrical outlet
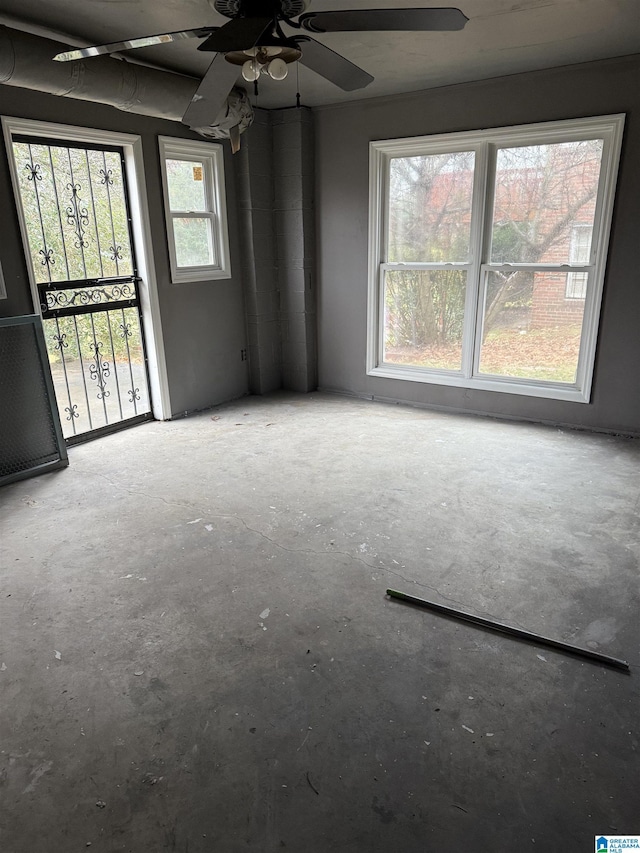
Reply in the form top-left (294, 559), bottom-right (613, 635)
top-left (241, 348), bottom-right (247, 362)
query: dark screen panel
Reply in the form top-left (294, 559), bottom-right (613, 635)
top-left (0, 315), bottom-right (68, 486)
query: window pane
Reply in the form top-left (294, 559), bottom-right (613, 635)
top-left (479, 270), bottom-right (585, 383)
top-left (166, 159), bottom-right (207, 212)
top-left (12, 142), bottom-right (133, 284)
top-left (383, 269), bottom-right (467, 370)
top-left (491, 140), bottom-right (603, 264)
top-left (388, 151), bottom-right (475, 262)
top-left (173, 217), bottom-right (215, 267)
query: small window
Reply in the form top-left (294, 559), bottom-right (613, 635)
top-left (158, 136), bottom-right (231, 283)
top-left (565, 224), bottom-right (592, 299)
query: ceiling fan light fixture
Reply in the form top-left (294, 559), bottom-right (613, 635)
top-left (227, 42), bottom-right (302, 73)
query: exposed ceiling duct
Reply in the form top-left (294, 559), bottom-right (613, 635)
top-left (0, 25), bottom-right (252, 144)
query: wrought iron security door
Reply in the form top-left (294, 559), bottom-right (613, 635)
top-left (12, 136), bottom-right (152, 444)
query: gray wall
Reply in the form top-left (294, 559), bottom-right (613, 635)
top-left (237, 107), bottom-right (317, 395)
top-left (315, 54), bottom-right (640, 434)
top-left (0, 84), bottom-right (248, 417)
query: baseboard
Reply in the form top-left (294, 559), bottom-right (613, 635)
top-left (317, 386), bottom-right (640, 440)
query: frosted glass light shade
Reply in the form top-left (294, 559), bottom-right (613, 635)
top-left (242, 59), bottom-right (261, 82)
top-left (267, 58), bottom-right (288, 81)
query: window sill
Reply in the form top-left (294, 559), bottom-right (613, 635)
top-left (170, 266), bottom-right (232, 284)
top-left (368, 363), bottom-right (589, 403)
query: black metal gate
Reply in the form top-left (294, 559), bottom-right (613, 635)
top-left (11, 135), bottom-right (152, 444)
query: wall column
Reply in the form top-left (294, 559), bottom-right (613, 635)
top-left (236, 109), bottom-right (282, 394)
top-left (273, 107), bottom-right (317, 392)
top-left (236, 106), bottom-right (317, 394)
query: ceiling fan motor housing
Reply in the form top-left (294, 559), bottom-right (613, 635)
top-left (213, 0), bottom-right (308, 20)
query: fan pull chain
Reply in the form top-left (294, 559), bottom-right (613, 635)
top-left (296, 60), bottom-right (301, 108)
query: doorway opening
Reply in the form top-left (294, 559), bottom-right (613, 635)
top-left (3, 118), bottom-right (171, 442)
top-left (12, 135), bottom-right (152, 442)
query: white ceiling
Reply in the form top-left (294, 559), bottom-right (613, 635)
top-left (1, 0), bottom-right (640, 109)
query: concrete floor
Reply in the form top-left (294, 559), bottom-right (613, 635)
top-left (1, 392), bottom-right (638, 852)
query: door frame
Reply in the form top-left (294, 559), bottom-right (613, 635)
top-left (2, 116), bottom-right (172, 421)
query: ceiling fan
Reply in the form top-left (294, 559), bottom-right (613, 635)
top-left (54, 1), bottom-right (468, 128)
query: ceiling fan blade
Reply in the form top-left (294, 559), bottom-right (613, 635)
top-left (297, 36), bottom-right (373, 92)
top-left (53, 28), bottom-right (216, 61)
top-left (182, 53), bottom-right (241, 128)
top-left (299, 8), bottom-right (468, 34)
top-left (197, 16), bottom-right (273, 53)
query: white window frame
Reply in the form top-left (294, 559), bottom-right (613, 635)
top-left (367, 114), bottom-right (625, 403)
top-left (158, 136), bottom-right (231, 284)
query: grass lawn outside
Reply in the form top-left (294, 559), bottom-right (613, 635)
top-left (384, 325), bottom-right (582, 383)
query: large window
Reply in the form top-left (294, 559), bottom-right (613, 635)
top-left (159, 136), bottom-right (231, 284)
top-left (368, 115), bottom-right (624, 402)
